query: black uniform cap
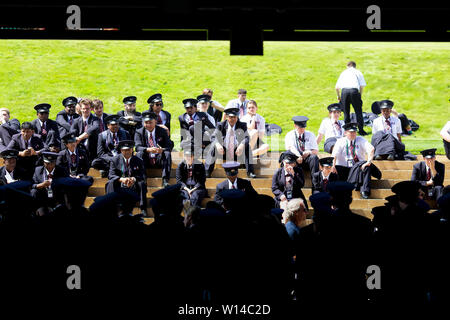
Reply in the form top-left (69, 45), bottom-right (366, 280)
top-left (147, 93), bottom-right (162, 104)
top-left (196, 94), bottom-right (211, 103)
top-left (1, 149), bottom-right (19, 159)
top-left (343, 122), bottom-right (358, 132)
top-left (420, 148), bottom-right (437, 159)
top-left (34, 103), bottom-right (51, 113)
top-left (123, 96), bottom-right (137, 104)
top-left (141, 111), bottom-right (158, 121)
top-left (371, 100), bottom-right (394, 115)
top-left (327, 103), bottom-right (342, 112)
top-left (183, 98), bottom-right (198, 108)
top-left (62, 96), bottom-right (78, 107)
top-left (292, 116), bottom-right (309, 128)
top-left (62, 133), bottom-right (77, 144)
top-left (279, 151), bottom-right (298, 164)
top-left (105, 114), bottom-right (120, 125)
top-left (224, 105), bottom-right (239, 116)
top-left (319, 157), bottom-right (334, 167)
top-left (118, 140), bottom-right (135, 150)
top-left (222, 161), bottom-right (240, 176)
top-left (42, 151), bottom-right (59, 163)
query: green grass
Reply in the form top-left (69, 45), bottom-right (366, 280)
top-left (1, 40), bottom-right (449, 154)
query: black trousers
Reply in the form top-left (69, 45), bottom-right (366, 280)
top-left (300, 154), bottom-right (319, 184)
top-left (341, 88), bottom-right (364, 131)
top-left (31, 188), bottom-right (57, 208)
top-left (336, 164), bottom-right (372, 194)
top-left (105, 178), bottom-right (147, 209)
top-left (205, 144), bottom-right (254, 175)
top-left (136, 150), bottom-right (172, 180)
top-left (92, 156), bottom-right (114, 172)
top-left (444, 139), bottom-right (450, 160)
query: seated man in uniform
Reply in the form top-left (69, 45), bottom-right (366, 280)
top-left (272, 151), bottom-right (308, 211)
top-left (0, 108), bottom-right (21, 152)
top-left (411, 148), bottom-right (445, 201)
top-left (31, 151), bottom-right (69, 215)
top-left (214, 162), bottom-right (257, 207)
top-left (240, 100), bottom-right (269, 158)
top-left (0, 149), bottom-right (26, 185)
top-left (176, 149), bottom-right (207, 207)
top-left (117, 96), bottom-right (142, 139)
top-left (134, 111), bottom-right (173, 187)
top-left (56, 96), bottom-right (80, 146)
top-left (371, 100), bottom-right (406, 160)
top-left (178, 98), bottom-right (215, 159)
top-left (285, 116), bottom-right (319, 185)
top-left (92, 99), bottom-right (109, 133)
top-left (202, 88), bottom-right (224, 124)
top-left (312, 157), bottom-right (339, 194)
top-left (196, 94), bottom-right (217, 126)
top-left (57, 133), bottom-right (93, 184)
top-left (70, 98), bottom-right (100, 163)
top-left (7, 122), bottom-right (47, 180)
top-left (148, 93), bottom-right (171, 136)
top-left (106, 140), bottom-right (147, 216)
top-left (440, 120), bottom-right (450, 160)
top-left (206, 105), bottom-right (256, 178)
top-left (31, 103), bottom-right (61, 153)
top-left (316, 103), bottom-right (345, 154)
top-left (92, 115), bottom-right (130, 177)
top-left (331, 122), bottom-right (377, 199)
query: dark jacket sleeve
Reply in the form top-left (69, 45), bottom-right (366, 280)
top-left (6, 135), bottom-right (19, 151)
top-left (433, 161), bottom-right (445, 186)
top-left (214, 182), bottom-right (225, 205)
top-left (294, 166), bottom-right (305, 188)
top-left (31, 168), bottom-right (41, 189)
top-left (243, 179), bottom-right (258, 198)
top-left (156, 127), bottom-right (172, 151)
top-left (132, 157), bottom-right (145, 182)
top-left (108, 157), bottom-right (122, 182)
top-left (272, 169), bottom-right (284, 200)
top-left (411, 163), bottom-right (427, 186)
top-left (134, 129), bottom-right (147, 154)
top-left (176, 163), bottom-right (187, 188)
top-left (194, 164), bottom-right (206, 189)
top-left (311, 171), bottom-right (321, 193)
top-left (56, 112), bottom-right (71, 132)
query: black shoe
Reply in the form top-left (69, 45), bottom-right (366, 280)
top-left (387, 154), bottom-right (395, 160)
top-left (374, 155), bottom-right (383, 160)
top-left (359, 130), bottom-right (368, 136)
top-left (162, 179), bottom-right (170, 187)
top-left (361, 191), bottom-right (370, 199)
top-left (247, 172), bottom-right (256, 179)
top-left (206, 172), bottom-right (212, 178)
top-left (100, 170), bottom-right (108, 178)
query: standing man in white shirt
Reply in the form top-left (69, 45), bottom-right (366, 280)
top-left (316, 103), bottom-right (345, 153)
top-left (331, 123), bottom-right (376, 199)
top-left (440, 120), bottom-right (450, 160)
top-left (335, 61), bottom-right (368, 135)
top-left (240, 100), bottom-right (269, 157)
top-left (225, 89), bottom-right (249, 119)
top-left (371, 100), bottom-right (406, 160)
top-left (284, 116), bottom-right (319, 185)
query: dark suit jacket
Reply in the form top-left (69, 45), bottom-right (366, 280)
top-left (214, 178), bottom-right (257, 205)
top-left (312, 171), bottom-right (339, 193)
top-left (97, 128), bottom-right (130, 161)
top-left (31, 165), bottom-right (69, 189)
top-left (176, 161), bottom-right (206, 190)
top-left (31, 119), bottom-right (60, 148)
top-left (134, 126), bottom-right (173, 154)
top-left (152, 110), bottom-right (172, 133)
top-left (56, 110), bottom-right (80, 138)
top-left (411, 161), bottom-right (445, 187)
top-left (56, 146), bottom-right (90, 176)
top-left (70, 114), bottom-right (100, 158)
top-left (0, 120), bottom-right (21, 152)
top-left (0, 166), bottom-right (27, 185)
top-left (178, 111), bottom-right (215, 141)
top-left (7, 133), bottom-right (46, 153)
top-left (108, 154), bottom-right (145, 183)
top-left (212, 120), bottom-right (249, 148)
top-left (272, 167), bottom-right (308, 207)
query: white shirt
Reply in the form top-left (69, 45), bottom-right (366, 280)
top-left (226, 98), bottom-right (248, 118)
top-left (5, 169), bottom-right (15, 183)
top-left (372, 115), bottom-right (402, 140)
top-left (332, 136), bottom-right (374, 167)
top-left (205, 113), bottom-right (216, 126)
top-left (335, 67), bottom-right (366, 91)
top-left (318, 118), bottom-right (345, 140)
top-left (443, 121), bottom-right (450, 134)
top-left (322, 172), bottom-right (330, 180)
top-left (184, 112), bottom-right (200, 124)
top-left (45, 168), bottom-right (55, 181)
top-left (241, 113), bottom-right (266, 134)
top-left (285, 130), bottom-right (318, 156)
top-left (156, 111), bottom-right (167, 124)
top-left (228, 179), bottom-right (238, 189)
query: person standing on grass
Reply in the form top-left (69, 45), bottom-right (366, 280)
top-left (225, 89), bottom-right (249, 119)
top-left (203, 88), bottom-right (224, 124)
top-left (335, 61), bottom-right (368, 136)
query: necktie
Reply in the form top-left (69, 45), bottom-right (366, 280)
top-left (385, 118), bottom-right (391, 131)
top-left (69, 116), bottom-right (73, 126)
top-left (253, 119), bottom-right (258, 130)
top-left (323, 178), bottom-right (328, 191)
top-left (286, 174), bottom-right (293, 188)
top-left (227, 128), bottom-right (235, 161)
top-left (189, 114), bottom-right (194, 126)
top-left (350, 141), bottom-right (359, 162)
top-left (426, 168), bottom-right (431, 180)
top-left (157, 113), bottom-right (162, 125)
top-left (48, 173), bottom-right (53, 180)
top-left (113, 133), bottom-right (118, 146)
top-left (334, 121), bottom-right (341, 132)
top-left (188, 166), bottom-right (193, 178)
top-left (125, 159), bottom-right (130, 176)
top-left (99, 118), bottom-right (104, 132)
top-left (41, 122), bottom-right (47, 136)
top-left (240, 103), bottom-right (245, 117)
top-left (25, 140), bottom-right (29, 149)
top-left (232, 184), bottom-right (236, 189)
top-left (84, 120), bottom-right (88, 133)
top-left (71, 153), bottom-right (76, 165)
top-left (298, 134), bottom-right (305, 152)
top-left (148, 132), bottom-right (156, 165)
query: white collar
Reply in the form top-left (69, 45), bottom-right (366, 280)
top-left (45, 168), bottom-right (55, 176)
top-left (68, 149), bottom-right (77, 156)
top-left (228, 179), bottom-right (238, 188)
top-left (322, 172), bottom-right (330, 180)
